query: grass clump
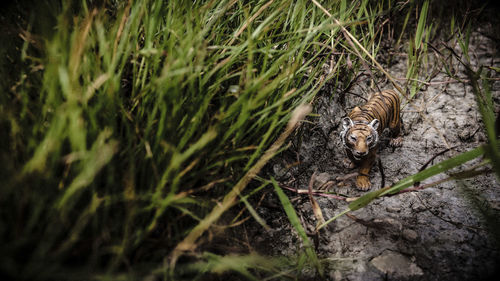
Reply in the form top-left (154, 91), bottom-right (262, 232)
top-left (0, 0), bottom-right (439, 279)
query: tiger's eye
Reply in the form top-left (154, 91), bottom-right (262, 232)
top-left (349, 135), bottom-right (357, 142)
top-left (366, 136), bottom-right (372, 143)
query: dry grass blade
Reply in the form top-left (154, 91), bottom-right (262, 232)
top-left (169, 104), bottom-right (312, 271)
top-left (279, 184), bottom-right (348, 201)
top-left (308, 172), bottom-right (325, 229)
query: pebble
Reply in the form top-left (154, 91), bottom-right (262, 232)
top-left (386, 206), bottom-right (401, 213)
top-left (371, 251), bottom-right (423, 278)
top-left (329, 270), bottom-right (342, 281)
top-left (402, 229), bottom-right (419, 242)
top-left (373, 218), bottom-right (403, 232)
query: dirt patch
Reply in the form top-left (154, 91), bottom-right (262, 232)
top-left (252, 26), bottom-right (500, 280)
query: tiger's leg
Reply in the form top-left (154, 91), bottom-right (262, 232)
top-left (389, 116), bottom-right (403, 148)
top-left (355, 151), bottom-right (376, 190)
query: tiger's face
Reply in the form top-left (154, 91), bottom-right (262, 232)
top-left (340, 117), bottom-right (379, 160)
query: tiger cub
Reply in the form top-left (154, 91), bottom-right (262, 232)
top-left (340, 89), bottom-right (403, 190)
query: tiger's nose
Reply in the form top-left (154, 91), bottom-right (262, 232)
top-left (353, 151), bottom-right (368, 157)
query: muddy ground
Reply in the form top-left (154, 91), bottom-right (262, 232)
top-left (248, 26), bottom-right (500, 280)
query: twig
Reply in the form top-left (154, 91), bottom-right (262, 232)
top-left (308, 171), bottom-right (326, 228)
top-left (280, 184), bottom-right (348, 201)
top-left (346, 91), bottom-right (369, 102)
top-left (414, 145), bottom-right (459, 187)
top-left (419, 146), bottom-right (458, 172)
top-left (393, 77), bottom-right (468, 86)
top-left (336, 172), bottom-right (358, 181)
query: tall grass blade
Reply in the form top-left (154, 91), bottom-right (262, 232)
top-left (272, 178), bottom-right (323, 276)
top-left (380, 146), bottom-right (484, 195)
top-left (414, 0), bottom-right (429, 49)
top-left (319, 146), bottom-right (485, 229)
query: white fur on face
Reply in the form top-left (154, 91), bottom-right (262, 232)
top-left (340, 117), bottom-right (353, 148)
top-left (339, 118), bottom-right (379, 150)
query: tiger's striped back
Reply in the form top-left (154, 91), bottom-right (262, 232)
top-left (348, 89), bottom-right (401, 134)
top-left (340, 89), bottom-right (403, 190)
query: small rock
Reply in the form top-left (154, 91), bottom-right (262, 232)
top-left (273, 163), bottom-right (290, 180)
top-left (402, 229), bottom-right (419, 242)
top-left (386, 206), bottom-right (401, 213)
top-left (372, 218), bottom-right (403, 239)
top-left (373, 218), bottom-right (403, 232)
top-left (412, 202), bottom-right (427, 212)
top-left (371, 251), bottom-right (424, 278)
top-left (458, 127), bottom-right (475, 142)
top-left (329, 270), bottom-right (342, 281)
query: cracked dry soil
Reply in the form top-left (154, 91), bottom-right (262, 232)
top-left (251, 27), bottom-right (500, 280)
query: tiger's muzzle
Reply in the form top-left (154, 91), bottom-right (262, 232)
top-left (352, 150), bottom-right (368, 159)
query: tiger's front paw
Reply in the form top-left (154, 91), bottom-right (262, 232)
top-left (389, 137), bottom-right (403, 148)
top-left (356, 175), bottom-right (372, 190)
top-left (343, 158), bottom-right (356, 169)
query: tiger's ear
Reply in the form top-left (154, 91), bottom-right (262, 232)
top-left (342, 117), bottom-right (353, 130)
top-left (352, 106), bottom-right (362, 113)
top-left (369, 119), bottom-right (379, 130)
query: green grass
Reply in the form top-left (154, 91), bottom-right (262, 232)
top-left (0, 0), bottom-right (392, 279)
top-left (2, 0), bottom-right (496, 280)
top-left (272, 177), bottom-right (322, 276)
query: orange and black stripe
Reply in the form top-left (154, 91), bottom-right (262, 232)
top-left (348, 89), bottom-right (401, 134)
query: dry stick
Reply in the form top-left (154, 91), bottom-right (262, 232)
top-left (113, 0), bottom-right (132, 61)
top-left (168, 104), bottom-right (312, 271)
top-left (394, 77), bottom-right (463, 86)
top-left (303, 174), bottom-right (323, 250)
top-left (69, 9), bottom-right (96, 84)
top-left (308, 172), bottom-right (326, 228)
top-left (326, 4), bottom-right (383, 94)
top-left (336, 172), bottom-right (358, 181)
top-left (286, 165), bottom-right (490, 211)
top-left (311, 0), bottom-right (407, 100)
top-left (280, 184), bottom-right (348, 201)
top-left (424, 91), bottom-right (445, 108)
top-left (419, 148), bottom-right (457, 170)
